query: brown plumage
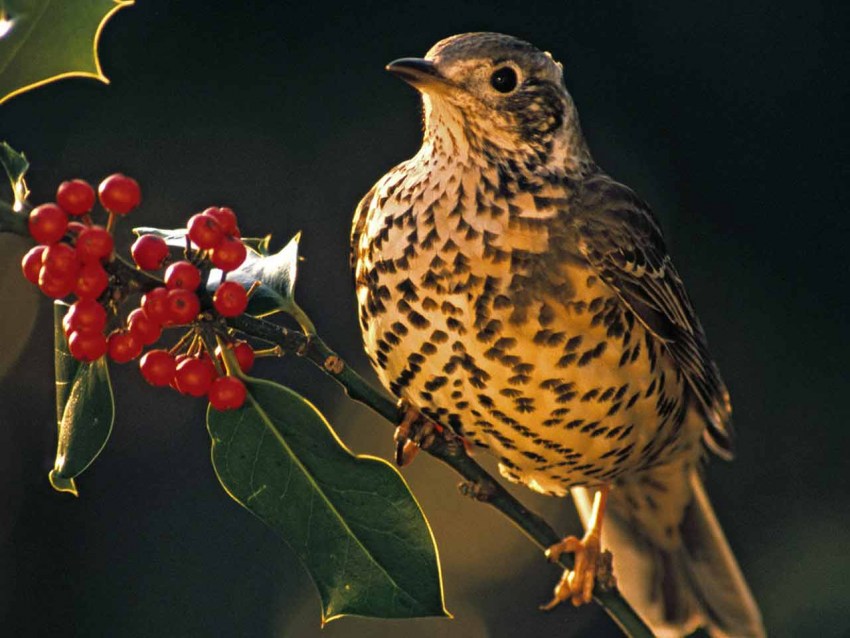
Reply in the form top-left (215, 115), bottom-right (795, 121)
top-left (351, 32), bottom-right (764, 637)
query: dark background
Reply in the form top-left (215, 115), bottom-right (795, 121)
top-left (1, 1), bottom-right (848, 636)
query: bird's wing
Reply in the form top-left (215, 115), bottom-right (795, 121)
top-left (350, 183), bottom-right (378, 277)
top-left (574, 171), bottom-right (734, 459)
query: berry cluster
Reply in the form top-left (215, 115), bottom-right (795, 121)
top-left (138, 341), bottom-right (251, 410)
top-left (20, 175), bottom-right (256, 411)
top-left (22, 175), bottom-right (137, 299)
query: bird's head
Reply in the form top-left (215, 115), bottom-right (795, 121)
top-left (387, 32), bottom-right (589, 169)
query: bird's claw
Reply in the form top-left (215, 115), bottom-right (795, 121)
top-left (393, 401), bottom-right (440, 467)
top-left (540, 534), bottom-right (615, 609)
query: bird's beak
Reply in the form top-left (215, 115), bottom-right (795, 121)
top-left (386, 58), bottom-right (449, 92)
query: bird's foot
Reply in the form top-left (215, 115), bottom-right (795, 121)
top-left (540, 533), bottom-right (615, 609)
top-left (393, 401), bottom-right (442, 467)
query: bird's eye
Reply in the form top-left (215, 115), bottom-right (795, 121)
top-left (490, 67), bottom-right (518, 93)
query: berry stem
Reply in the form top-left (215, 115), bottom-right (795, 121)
top-left (168, 328), bottom-right (196, 355)
top-left (245, 280), bottom-right (262, 298)
top-left (253, 345), bottom-right (284, 358)
top-left (197, 326), bottom-right (224, 377)
top-left (105, 212), bottom-right (116, 234)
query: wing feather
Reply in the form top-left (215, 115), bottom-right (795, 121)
top-left (575, 172), bottom-right (734, 459)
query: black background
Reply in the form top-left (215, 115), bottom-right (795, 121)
top-left (1, 1), bottom-right (848, 636)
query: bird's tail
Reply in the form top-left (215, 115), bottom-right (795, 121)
top-left (572, 469), bottom-right (765, 637)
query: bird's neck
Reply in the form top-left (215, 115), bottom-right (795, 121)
top-left (421, 95), bottom-right (593, 176)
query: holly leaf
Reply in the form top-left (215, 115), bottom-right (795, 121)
top-left (0, 0), bottom-right (135, 106)
top-left (221, 232), bottom-right (310, 327)
top-left (49, 301), bottom-right (115, 496)
top-left (207, 377), bottom-right (447, 622)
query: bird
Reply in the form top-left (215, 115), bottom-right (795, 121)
top-left (350, 32), bottom-right (765, 637)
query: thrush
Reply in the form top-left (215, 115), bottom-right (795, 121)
top-left (351, 32), bottom-right (764, 637)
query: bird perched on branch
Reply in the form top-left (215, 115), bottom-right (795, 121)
top-left (351, 32), bottom-right (764, 637)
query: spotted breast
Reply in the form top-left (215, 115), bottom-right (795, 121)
top-left (353, 136), bottom-right (702, 496)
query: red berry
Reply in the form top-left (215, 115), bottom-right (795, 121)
top-left (38, 270), bottom-right (76, 299)
top-left (21, 245), bottom-right (46, 284)
top-left (174, 357), bottom-right (214, 396)
top-left (127, 307), bottom-right (162, 345)
top-left (107, 329), bottom-right (142, 363)
top-left (206, 207), bottom-right (239, 236)
top-left (164, 260), bottom-right (201, 291)
top-left (208, 376), bottom-right (247, 410)
top-left (139, 349), bottom-right (176, 386)
top-left (166, 288), bottom-right (200, 324)
top-left (98, 173), bottom-right (141, 215)
top-left (56, 179), bottom-right (95, 216)
top-left (65, 299), bottom-right (107, 333)
top-left (67, 221), bottom-right (88, 236)
top-left (216, 340), bottom-right (255, 373)
top-left (41, 242), bottom-right (80, 278)
top-left (28, 203), bottom-right (68, 244)
top-left (210, 236), bottom-right (247, 272)
top-left (169, 354), bottom-right (189, 390)
top-left (213, 281), bottom-right (248, 317)
top-left (75, 226), bottom-right (114, 263)
top-left (141, 287), bottom-right (170, 325)
top-left (74, 262), bottom-right (110, 299)
top-left (187, 213), bottom-right (225, 249)
top-left (67, 330), bottom-right (108, 362)
top-left (131, 234), bottom-right (169, 270)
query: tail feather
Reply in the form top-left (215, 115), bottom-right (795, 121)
top-left (572, 472), bottom-right (764, 637)
top-left (681, 472), bottom-right (764, 637)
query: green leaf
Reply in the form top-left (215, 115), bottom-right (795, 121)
top-left (49, 302), bottom-right (115, 496)
top-left (0, 0), bottom-right (134, 105)
top-left (207, 377), bottom-right (447, 622)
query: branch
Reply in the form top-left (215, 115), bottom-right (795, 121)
top-left (0, 217), bottom-right (652, 636)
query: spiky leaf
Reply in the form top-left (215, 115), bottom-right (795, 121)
top-left (0, 0), bottom-right (134, 105)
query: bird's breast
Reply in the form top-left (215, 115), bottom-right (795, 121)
top-left (354, 160), bottom-right (697, 495)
